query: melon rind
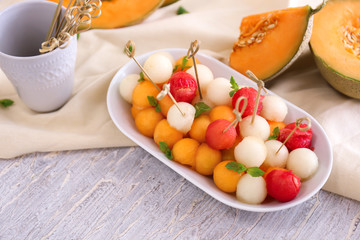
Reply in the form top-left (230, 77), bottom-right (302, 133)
top-left (312, 52), bottom-right (360, 99)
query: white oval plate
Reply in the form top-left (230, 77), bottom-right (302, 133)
top-left (106, 48), bottom-right (333, 212)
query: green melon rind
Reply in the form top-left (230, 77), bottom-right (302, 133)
top-left (312, 51), bottom-right (360, 99)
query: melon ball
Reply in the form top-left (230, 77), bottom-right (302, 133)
top-left (236, 174), bottom-right (267, 204)
top-left (186, 64), bottom-right (214, 91)
top-left (239, 115), bottom-right (270, 141)
top-left (261, 95), bottom-right (288, 122)
top-left (206, 77), bottom-right (232, 106)
top-left (234, 136), bottom-right (267, 167)
top-left (119, 74), bottom-right (140, 103)
top-left (262, 140), bottom-right (289, 171)
top-left (154, 51), bottom-right (175, 67)
top-left (286, 148), bottom-right (318, 180)
top-left (172, 138), bottom-right (200, 169)
top-left (167, 102), bottom-right (196, 134)
top-left (143, 54), bottom-right (173, 84)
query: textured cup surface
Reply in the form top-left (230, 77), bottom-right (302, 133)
top-left (0, 1), bottom-right (77, 112)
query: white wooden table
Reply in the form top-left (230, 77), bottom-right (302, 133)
top-left (1, 146), bottom-right (359, 239)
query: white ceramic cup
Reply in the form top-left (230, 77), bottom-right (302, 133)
top-left (0, 1), bottom-right (77, 112)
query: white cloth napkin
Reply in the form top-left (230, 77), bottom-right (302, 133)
top-left (1, 0), bottom-right (359, 202)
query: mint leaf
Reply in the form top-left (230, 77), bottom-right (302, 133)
top-left (155, 104), bottom-right (161, 113)
top-left (229, 76), bottom-right (239, 97)
top-left (0, 99), bottom-right (14, 108)
top-left (194, 102), bottom-right (211, 118)
top-left (225, 162), bottom-right (247, 173)
top-left (147, 96), bottom-right (161, 113)
top-left (268, 126), bottom-right (280, 140)
top-left (159, 141), bottom-right (173, 160)
top-left (177, 6), bottom-right (189, 15)
top-left (77, 33), bottom-right (80, 40)
top-left (226, 162), bottom-right (264, 177)
top-left (247, 167), bottom-right (265, 177)
top-left (173, 57), bottom-right (191, 72)
top-left (138, 72), bottom-right (145, 82)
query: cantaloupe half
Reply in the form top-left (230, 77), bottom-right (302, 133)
top-left (49, 0), bottom-right (164, 29)
top-left (310, 0), bottom-right (360, 99)
top-left (229, 4), bottom-right (323, 82)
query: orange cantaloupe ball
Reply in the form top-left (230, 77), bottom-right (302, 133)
top-left (132, 80), bottom-right (160, 108)
top-left (213, 160), bottom-right (245, 193)
top-left (267, 120), bottom-right (287, 135)
top-left (153, 119), bottom-right (183, 149)
top-left (134, 108), bottom-right (164, 138)
top-left (189, 115), bottom-right (211, 143)
top-left (172, 138), bottom-right (200, 169)
top-left (221, 136), bottom-right (242, 161)
top-left (131, 104), bottom-right (147, 119)
top-left (195, 143), bottom-right (222, 176)
top-left (158, 95), bottom-right (174, 117)
top-left (173, 56), bottom-right (201, 72)
top-left (209, 105), bottom-right (236, 123)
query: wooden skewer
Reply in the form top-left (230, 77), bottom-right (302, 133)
top-left (186, 40), bottom-right (202, 99)
top-left (124, 41), bottom-right (185, 116)
top-left (223, 96), bottom-right (247, 133)
top-left (246, 70), bottom-right (267, 124)
top-left (275, 117), bottom-right (311, 154)
top-left (45, 0), bottom-right (64, 42)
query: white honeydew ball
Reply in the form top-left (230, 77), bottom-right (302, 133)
top-left (186, 64), bottom-right (214, 91)
top-left (261, 95), bottom-right (288, 122)
top-left (239, 115), bottom-right (270, 141)
top-left (286, 148), bottom-right (318, 180)
top-left (262, 140), bottom-right (289, 170)
top-left (118, 74), bottom-right (140, 103)
top-left (234, 136), bottom-right (267, 168)
top-left (154, 51), bottom-right (175, 67)
top-left (143, 54), bottom-right (173, 84)
top-left (236, 174), bottom-right (267, 204)
top-left (167, 102), bottom-right (196, 134)
top-left (206, 77), bottom-right (232, 106)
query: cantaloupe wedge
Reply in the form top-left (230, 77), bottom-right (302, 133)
top-left (49, 0), bottom-right (164, 29)
top-left (229, 4), bottom-right (323, 82)
top-left (161, 0), bottom-right (178, 7)
top-left (310, 0), bottom-right (360, 99)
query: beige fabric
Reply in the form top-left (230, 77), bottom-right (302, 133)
top-left (1, 0), bottom-right (360, 202)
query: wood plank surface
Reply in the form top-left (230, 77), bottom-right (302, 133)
top-left (0, 147), bottom-right (359, 240)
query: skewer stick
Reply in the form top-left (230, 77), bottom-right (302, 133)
top-left (124, 41), bottom-right (185, 116)
top-left (246, 70), bottom-right (268, 124)
top-left (45, 0), bottom-right (64, 42)
top-left (223, 96), bottom-right (247, 133)
top-left (54, 0), bottom-right (75, 38)
top-left (275, 117), bottom-right (311, 154)
top-left (186, 40), bottom-right (202, 99)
